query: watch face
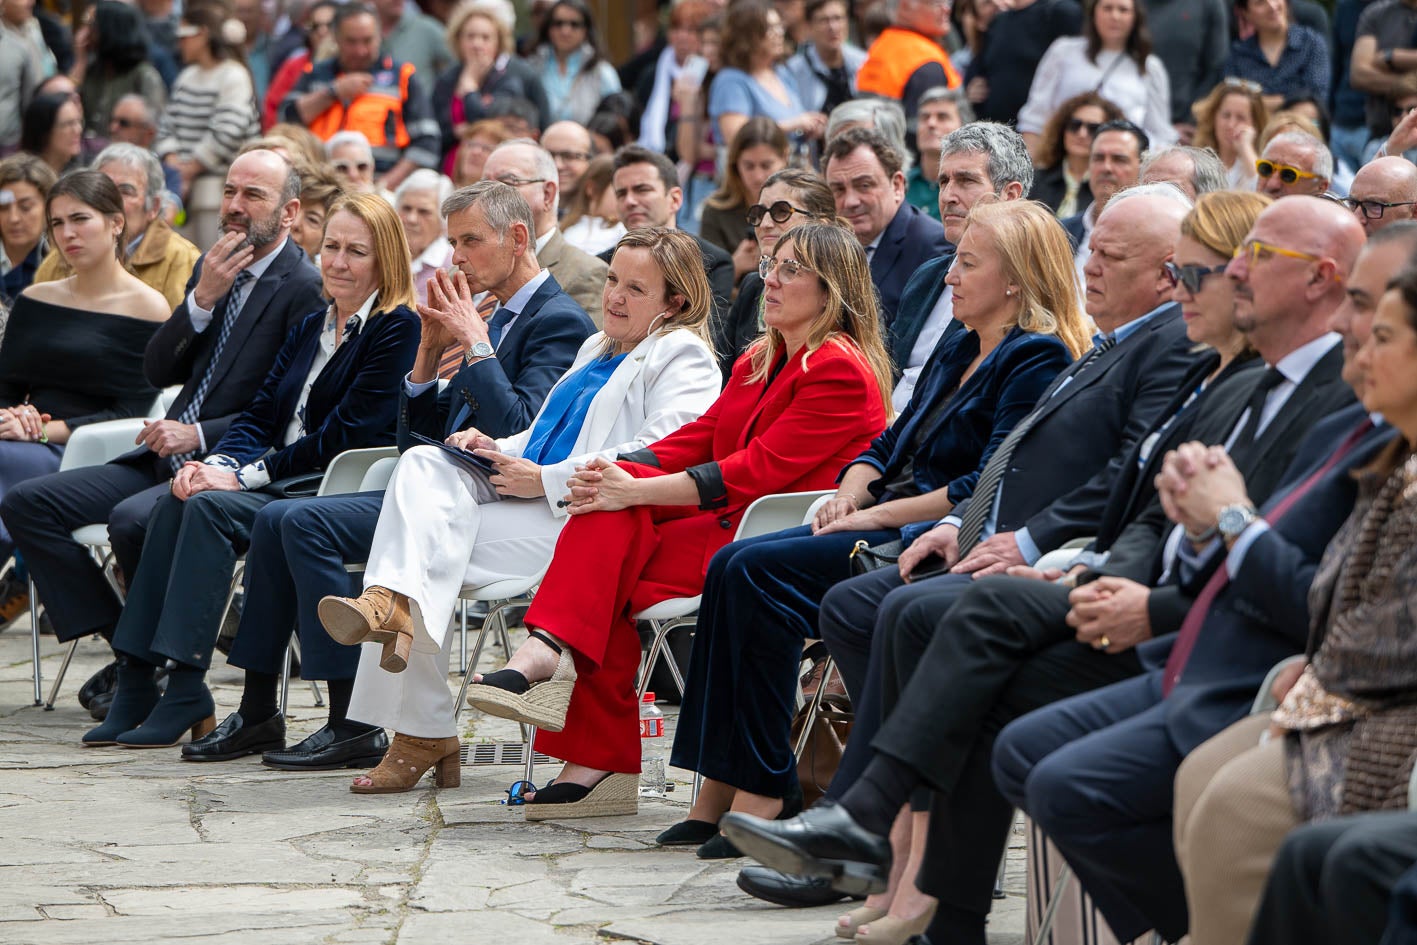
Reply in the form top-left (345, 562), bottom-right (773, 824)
top-left (1218, 505), bottom-right (1252, 536)
top-left (471, 341), bottom-right (494, 357)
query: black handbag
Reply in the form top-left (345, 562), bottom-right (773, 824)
top-left (259, 471), bottom-right (325, 499)
top-left (848, 538), bottom-right (905, 576)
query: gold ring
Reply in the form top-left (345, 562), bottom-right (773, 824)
top-left (1096, 636), bottom-right (1111, 650)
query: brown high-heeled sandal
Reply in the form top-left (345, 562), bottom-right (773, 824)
top-left (349, 733), bottom-right (461, 794)
top-left (319, 586), bottom-right (414, 673)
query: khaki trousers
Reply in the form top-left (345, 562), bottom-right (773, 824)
top-left (1173, 714), bottom-right (1299, 945)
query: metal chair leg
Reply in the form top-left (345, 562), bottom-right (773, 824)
top-left (44, 639), bottom-right (79, 710)
top-left (1031, 865), bottom-right (1072, 945)
top-left (459, 600), bottom-right (469, 675)
top-left (289, 638), bottom-right (323, 707)
top-left (29, 575), bottom-right (41, 706)
top-left (793, 656), bottom-right (835, 759)
top-left (994, 845), bottom-right (1008, 898)
top-left (454, 600), bottom-right (505, 719)
top-left (279, 643), bottom-right (294, 717)
top-left (637, 617), bottom-right (692, 701)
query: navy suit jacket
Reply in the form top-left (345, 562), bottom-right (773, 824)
top-left (137, 239), bottom-right (326, 455)
top-left (871, 201), bottom-right (950, 328)
top-left (1060, 211), bottom-right (1086, 253)
top-left (1136, 402), bottom-right (1398, 754)
top-left (885, 251), bottom-right (956, 371)
top-left (212, 305), bottom-right (422, 481)
top-left (857, 326), bottom-right (1072, 512)
top-left (949, 303), bottom-right (1197, 555)
top-left (399, 274), bottom-right (594, 444)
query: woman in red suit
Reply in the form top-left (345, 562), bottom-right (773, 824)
top-left (464, 221), bottom-right (892, 818)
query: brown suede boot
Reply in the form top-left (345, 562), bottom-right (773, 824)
top-left (317, 587), bottom-right (415, 672)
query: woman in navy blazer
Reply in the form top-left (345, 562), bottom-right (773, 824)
top-left (660, 201), bottom-right (1090, 866)
top-left (84, 194), bottom-right (422, 749)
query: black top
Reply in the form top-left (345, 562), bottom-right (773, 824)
top-left (969, 0), bottom-right (1082, 124)
top-left (0, 295), bottom-right (160, 427)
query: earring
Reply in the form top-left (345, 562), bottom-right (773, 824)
top-left (1005, 289), bottom-right (1013, 296)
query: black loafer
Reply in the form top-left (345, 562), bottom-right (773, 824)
top-left (696, 832), bottom-right (743, 859)
top-left (182, 711), bottom-right (286, 761)
top-left (78, 659), bottom-right (118, 710)
top-left (735, 866), bottom-right (852, 907)
top-left (656, 819), bottom-right (719, 847)
top-left (261, 723), bottom-right (388, 770)
top-left (720, 801), bottom-right (892, 897)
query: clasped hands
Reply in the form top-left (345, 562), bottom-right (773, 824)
top-left (561, 457), bottom-right (638, 514)
top-left (417, 268), bottom-right (492, 356)
top-left (0, 403), bottom-right (49, 441)
top-left (170, 461), bottom-right (239, 500)
top-left (1155, 441), bottom-right (1253, 543)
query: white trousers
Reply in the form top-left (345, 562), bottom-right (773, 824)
top-left (346, 445), bottom-right (563, 737)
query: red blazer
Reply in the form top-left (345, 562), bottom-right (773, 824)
top-left (624, 336), bottom-right (888, 574)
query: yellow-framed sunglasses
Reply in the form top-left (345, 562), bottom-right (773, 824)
top-left (1232, 240), bottom-right (1342, 281)
top-left (1255, 159), bottom-right (1321, 184)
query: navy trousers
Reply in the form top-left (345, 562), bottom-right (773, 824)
top-left (0, 439), bottom-right (63, 561)
top-left (225, 492), bottom-right (381, 680)
top-left (992, 671), bottom-right (1187, 943)
top-left (668, 523), bottom-right (897, 798)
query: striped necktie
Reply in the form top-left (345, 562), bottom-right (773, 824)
top-left (170, 270), bottom-right (253, 470)
top-left (437, 293), bottom-right (499, 379)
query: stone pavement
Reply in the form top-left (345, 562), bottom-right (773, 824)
top-left (1, 622), bottom-right (1028, 945)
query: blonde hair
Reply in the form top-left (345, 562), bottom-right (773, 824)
top-left (600, 227), bottom-right (715, 356)
top-left (960, 201), bottom-right (1091, 359)
top-left (1192, 82), bottom-right (1270, 152)
top-left (1181, 190), bottom-right (1271, 259)
top-left (1257, 111), bottom-right (1324, 152)
top-left (747, 221), bottom-right (894, 410)
top-left (323, 192), bottom-right (417, 314)
top-left (446, 0), bottom-right (515, 58)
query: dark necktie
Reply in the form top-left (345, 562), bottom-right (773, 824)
top-left (955, 335), bottom-right (1115, 554)
top-left (170, 270), bottom-right (254, 470)
top-left (1228, 366), bottom-right (1286, 463)
top-left (487, 305), bottom-right (514, 348)
top-left (1161, 419), bottom-right (1375, 695)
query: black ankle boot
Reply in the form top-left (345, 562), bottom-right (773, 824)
top-left (82, 658), bottom-right (161, 745)
top-left (115, 665), bottom-right (216, 748)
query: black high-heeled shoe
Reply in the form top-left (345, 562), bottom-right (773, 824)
top-left (82, 657), bottom-right (161, 746)
top-left (115, 666), bottom-right (216, 748)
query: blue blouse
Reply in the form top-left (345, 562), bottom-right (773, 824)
top-left (522, 352), bottom-right (627, 465)
top-left (708, 66), bottom-right (805, 146)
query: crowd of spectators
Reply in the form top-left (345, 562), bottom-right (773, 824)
top-left (8, 0), bottom-right (1417, 944)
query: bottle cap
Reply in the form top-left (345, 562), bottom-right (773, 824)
top-left (642, 692), bottom-right (655, 702)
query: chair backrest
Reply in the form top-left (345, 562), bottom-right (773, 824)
top-left (357, 456), bottom-right (400, 492)
top-left (148, 385), bottom-right (181, 419)
top-left (1250, 654), bottom-right (1306, 715)
top-left (734, 490), bottom-right (835, 541)
top-left (316, 446), bottom-right (401, 497)
top-left (60, 418), bottom-right (150, 472)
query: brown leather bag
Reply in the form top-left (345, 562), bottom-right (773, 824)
top-left (791, 659), bottom-right (853, 806)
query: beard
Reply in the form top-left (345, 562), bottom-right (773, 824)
top-left (223, 208), bottom-right (283, 249)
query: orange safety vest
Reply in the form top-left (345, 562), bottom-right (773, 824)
top-left (308, 57), bottom-right (415, 151)
top-left (856, 27), bottom-right (961, 99)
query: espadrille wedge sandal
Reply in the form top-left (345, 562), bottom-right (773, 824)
top-left (523, 772), bottom-right (638, 820)
top-left (464, 629), bottom-right (577, 732)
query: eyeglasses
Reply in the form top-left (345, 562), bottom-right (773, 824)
top-left (548, 149), bottom-right (592, 163)
top-left (1164, 261), bottom-right (1228, 295)
top-left (1065, 117), bottom-right (1102, 136)
top-left (759, 255), bottom-right (816, 283)
top-left (333, 160), bottom-right (372, 174)
top-left (1255, 160), bottom-right (1321, 184)
top-left (1342, 197), bottom-right (1417, 220)
top-left (493, 176), bottom-right (547, 188)
top-left (746, 200), bottom-right (813, 226)
top-left (1223, 77), bottom-right (1263, 95)
top-left (550, 18), bottom-right (586, 29)
top-left (1232, 239), bottom-right (1331, 270)
top-left (110, 116), bottom-right (146, 130)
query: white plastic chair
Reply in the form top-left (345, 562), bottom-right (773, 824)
top-left (29, 418), bottom-right (149, 707)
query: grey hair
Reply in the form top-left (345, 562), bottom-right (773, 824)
top-left (394, 169), bottom-right (454, 214)
top-left (938, 121), bottom-right (1034, 195)
top-left (826, 99), bottom-right (912, 172)
top-left (490, 138), bottom-right (561, 214)
top-left (113, 93), bottom-right (157, 129)
top-left (441, 180), bottom-right (535, 239)
top-left (325, 130), bottom-right (374, 162)
top-left (919, 86), bottom-right (975, 131)
top-left (93, 142), bottom-right (166, 213)
top-left (1107, 181), bottom-right (1195, 211)
top-left (1140, 146), bottom-right (1227, 196)
top-left (1263, 131), bottom-right (1334, 182)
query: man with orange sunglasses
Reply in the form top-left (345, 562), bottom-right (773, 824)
top-left (1255, 130), bottom-right (1332, 198)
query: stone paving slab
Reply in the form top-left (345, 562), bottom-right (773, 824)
top-left (2, 620), bottom-right (1029, 944)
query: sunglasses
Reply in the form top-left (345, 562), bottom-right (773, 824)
top-left (746, 200), bottom-right (812, 226)
top-left (175, 24), bottom-right (202, 38)
top-left (759, 255), bottom-right (816, 283)
top-left (1223, 77), bottom-right (1263, 95)
top-left (1255, 160), bottom-right (1321, 184)
top-left (1342, 197), bottom-right (1417, 220)
top-left (1065, 117), bottom-right (1102, 136)
top-left (550, 18), bottom-right (586, 28)
top-left (1164, 261), bottom-right (1228, 295)
top-left (1232, 239), bottom-right (1335, 276)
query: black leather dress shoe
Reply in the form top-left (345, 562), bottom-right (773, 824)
top-left (88, 689), bottom-right (114, 721)
top-left (78, 660), bottom-right (118, 710)
top-left (261, 724), bottom-right (388, 770)
top-left (182, 712), bottom-right (286, 761)
top-left (735, 866), bottom-right (853, 907)
top-left (720, 801), bottom-right (892, 897)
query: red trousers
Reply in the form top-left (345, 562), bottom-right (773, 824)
top-left (525, 502), bottom-right (720, 773)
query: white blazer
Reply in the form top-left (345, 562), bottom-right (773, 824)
top-left (495, 327), bottom-right (721, 516)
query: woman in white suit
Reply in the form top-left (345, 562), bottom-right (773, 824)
top-left (320, 227), bottom-right (721, 793)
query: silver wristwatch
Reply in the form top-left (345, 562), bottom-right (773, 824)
top-left (465, 341), bottom-right (495, 363)
top-left (1217, 503), bottom-right (1259, 542)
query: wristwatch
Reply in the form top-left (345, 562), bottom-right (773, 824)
top-left (1217, 503), bottom-right (1259, 544)
top-left (464, 340), bottom-right (495, 363)
top-left (1386, 48), bottom-right (1398, 70)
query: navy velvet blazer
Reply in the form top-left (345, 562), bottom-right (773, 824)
top-left (212, 304), bottom-right (421, 481)
top-left (399, 274), bottom-right (594, 444)
top-left (885, 252), bottom-right (956, 371)
top-left (1136, 402), bottom-right (1398, 754)
top-left (871, 201), bottom-right (951, 327)
top-left (857, 326), bottom-right (1073, 511)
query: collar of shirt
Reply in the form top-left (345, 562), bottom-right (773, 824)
top-left (535, 228), bottom-right (555, 255)
top-left (412, 238), bottom-right (452, 272)
top-left (325, 290), bottom-right (379, 346)
top-left (1108, 300), bottom-right (1173, 347)
top-left (1272, 331), bottom-right (1342, 387)
top-left (127, 232), bottom-right (145, 255)
top-left (243, 237), bottom-right (288, 284)
top-left (501, 268), bottom-right (552, 315)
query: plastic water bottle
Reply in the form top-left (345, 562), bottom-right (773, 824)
top-left (639, 692), bottom-right (666, 796)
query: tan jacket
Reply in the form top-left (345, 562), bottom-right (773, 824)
top-left (35, 216), bottom-right (201, 311)
top-left (539, 227), bottom-right (606, 327)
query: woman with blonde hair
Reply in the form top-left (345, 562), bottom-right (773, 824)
top-left (1192, 79), bottom-right (1270, 191)
top-left (83, 192), bottom-right (422, 750)
top-left (653, 203), bottom-right (1079, 905)
top-left (432, 0), bottom-right (548, 159)
top-left (560, 153), bottom-right (624, 255)
top-left (442, 222), bottom-right (889, 818)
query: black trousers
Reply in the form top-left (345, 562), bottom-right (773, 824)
top-left (112, 489), bottom-right (276, 669)
top-left (1248, 811), bottom-right (1417, 945)
top-left (1, 456), bottom-right (169, 642)
top-left (874, 575), bottom-right (1141, 913)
